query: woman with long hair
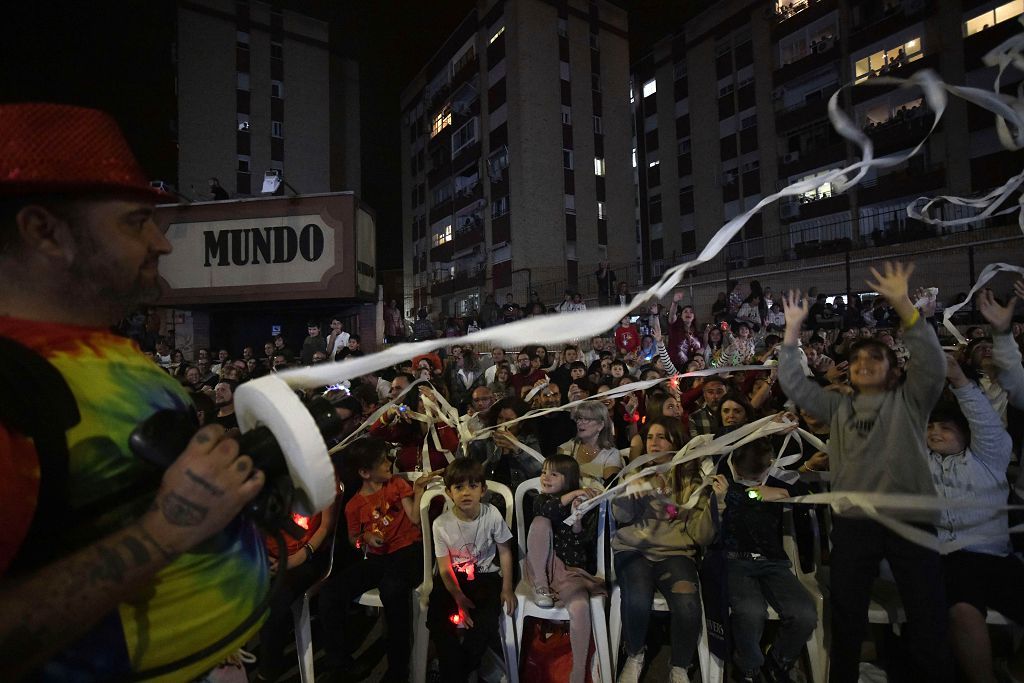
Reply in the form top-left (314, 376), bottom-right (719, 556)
top-left (467, 397), bottom-right (542, 491)
top-left (613, 416), bottom-right (728, 683)
top-left (628, 392), bottom-right (686, 460)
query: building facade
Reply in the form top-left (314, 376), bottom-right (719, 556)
top-left (176, 0), bottom-right (360, 202)
top-left (400, 0), bottom-right (634, 318)
top-left (631, 0), bottom-right (1024, 309)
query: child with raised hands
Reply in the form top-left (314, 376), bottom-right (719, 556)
top-left (426, 458), bottom-right (515, 683)
top-left (777, 262), bottom-right (951, 683)
top-left (525, 454), bottom-right (605, 683)
top-left (976, 279), bottom-right (1024, 409)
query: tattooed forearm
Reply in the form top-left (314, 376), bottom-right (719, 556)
top-left (87, 543), bottom-right (127, 585)
top-left (160, 492), bottom-right (208, 526)
top-left (186, 468), bottom-right (225, 496)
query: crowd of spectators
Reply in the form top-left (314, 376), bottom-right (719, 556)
top-left (137, 269), bottom-right (1024, 683)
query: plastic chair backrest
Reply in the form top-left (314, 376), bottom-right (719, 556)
top-left (514, 477), bottom-right (606, 580)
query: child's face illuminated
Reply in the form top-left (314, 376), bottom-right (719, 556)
top-left (540, 465), bottom-right (567, 494)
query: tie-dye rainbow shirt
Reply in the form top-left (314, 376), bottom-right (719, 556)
top-left (0, 317), bottom-right (268, 681)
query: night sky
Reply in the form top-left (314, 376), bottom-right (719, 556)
top-left (1, 1), bottom-right (685, 274)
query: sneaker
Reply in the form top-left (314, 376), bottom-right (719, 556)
top-left (534, 586), bottom-right (556, 608)
top-left (669, 665), bottom-right (690, 683)
top-left (618, 652), bottom-right (644, 683)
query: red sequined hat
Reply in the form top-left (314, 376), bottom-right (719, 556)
top-left (0, 103), bottom-right (169, 201)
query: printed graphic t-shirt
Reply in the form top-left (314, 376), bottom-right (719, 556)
top-left (0, 317), bottom-right (268, 682)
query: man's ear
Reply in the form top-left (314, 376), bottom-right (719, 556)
top-left (15, 204), bottom-right (76, 263)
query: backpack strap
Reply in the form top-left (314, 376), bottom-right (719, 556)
top-left (0, 336), bottom-right (80, 575)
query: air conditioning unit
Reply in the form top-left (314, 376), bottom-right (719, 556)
top-left (783, 151), bottom-right (800, 164)
top-left (780, 200), bottom-right (800, 219)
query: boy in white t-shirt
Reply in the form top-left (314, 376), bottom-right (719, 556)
top-left (427, 459), bottom-right (515, 683)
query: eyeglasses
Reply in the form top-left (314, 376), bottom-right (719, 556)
top-left (574, 417), bottom-right (598, 424)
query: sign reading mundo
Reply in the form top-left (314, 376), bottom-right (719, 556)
top-left (161, 214), bottom-right (336, 289)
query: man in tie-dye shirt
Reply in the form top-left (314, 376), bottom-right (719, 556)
top-left (0, 104), bottom-right (269, 681)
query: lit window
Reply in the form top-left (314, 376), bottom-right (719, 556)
top-left (642, 79), bottom-right (657, 98)
top-left (594, 157), bottom-right (606, 176)
top-left (855, 38), bottom-right (922, 82)
top-left (966, 0), bottom-right (1024, 35)
top-left (490, 26), bottom-right (505, 44)
top-left (432, 223), bottom-right (453, 246)
top-left (597, 201), bottom-right (607, 219)
top-left (431, 107), bottom-right (452, 137)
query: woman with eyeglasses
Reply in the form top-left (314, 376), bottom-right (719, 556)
top-left (557, 400), bottom-right (623, 484)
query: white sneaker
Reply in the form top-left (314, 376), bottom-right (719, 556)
top-left (669, 665), bottom-right (690, 683)
top-left (533, 586), bottom-right (556, 608)
top-left (617, 652), bottom-right (644, 683)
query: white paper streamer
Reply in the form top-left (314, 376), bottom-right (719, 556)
top-left (940, 262), bottom-right (1024, 344)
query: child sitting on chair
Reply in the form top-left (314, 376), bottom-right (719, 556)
top-left (427, 458), bottom-right (515, 683)
top-left (719, 438), bottom-right (817, 683)
top-left (525, 454), bottom-right (605, 683)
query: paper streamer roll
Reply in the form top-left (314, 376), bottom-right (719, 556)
top-left (235, 375), bottom-right (337, 514)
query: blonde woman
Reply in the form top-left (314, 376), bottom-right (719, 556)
top-left (557, 400), bottom-right (623, 483)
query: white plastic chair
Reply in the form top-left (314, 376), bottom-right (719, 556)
top-left (291, 507), bottom-right (340, 683)
top-left (509, 477), bottom-right (613, 683)
top-left (607, 509), bottom-right (723, 683)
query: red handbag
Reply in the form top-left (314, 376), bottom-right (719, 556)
top-left (519, 616), bottom-right (595, 683)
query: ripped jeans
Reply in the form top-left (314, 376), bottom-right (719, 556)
top-left (615, 551), bottom-right (702, 668)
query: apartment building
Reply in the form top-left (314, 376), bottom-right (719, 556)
top-left (177, 0), bottom-right (360, 201)
top-left (400, 0), bottom-right (634, 317)
top-left (631, 0), bottom-right (1024, 306)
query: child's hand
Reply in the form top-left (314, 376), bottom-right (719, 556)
top-left (673, 291), bottom-right (685, 303)
top-left (976, 288), bottom-right (1018, 334)
top-left (802, 451), bottom-right (829, 472)
top-left (365, 531), bottom-right (385, 548)
top-left (455, 593), bottom-right (476, 628)
top-left (945, 353), bottom-right (969, 388)
top-left (709, 474), bottom-right (729, 498)
top-left (825, 361), bottom-right (849, 383)
top-left (866, 261), bottom-right (914, 305)
top-left (413, 470), bottom-right (441, 491)
top-left (782, 291), bottom-right (809, 329)
top-left (500, 588), bottom-right (516, 616)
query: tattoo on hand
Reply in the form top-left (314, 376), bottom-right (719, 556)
top-left (235, 460), bottom-right (249, 473)
top-left (137, 523), bottom-right (177, 561)
top-left (186, 468), bottom-right (225, 496)
top-left (119, 535), bottom-right (151, 566)
top-left (88, 543), bottom-right (127, 585)
top-left (194, 431), bottom-right (211, 444)
top-left (160, 493), bottom-right (208, 527)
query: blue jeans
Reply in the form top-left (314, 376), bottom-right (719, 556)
top-left (727, 559), bottom-right (817, 672)
top-left (615, 551), bottom-right (702, 668)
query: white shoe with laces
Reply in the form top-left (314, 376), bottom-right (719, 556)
top-left (533, 586), bottom-right (556, 608)
top-left (617, 651), bottom-right (644, 683)
top-left (669, 665), bottom-right (690, 683)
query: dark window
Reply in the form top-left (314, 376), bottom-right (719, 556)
top-left (591, 73), bottom-right (601, 92)
top-left (488, 79), bottom-right (507, 110)
top-left (648, 163), bottom-right (661, 187)
top-left (271, 136), bottom-right (284, 162)
top-left (597, 219), bottom-right (607, 245)
top-left (236, 46), bottom-right (250, 73)
top-left (271, 43), bottom-right (283, 60)
top-left (734, 41), bottom-right (754, 69)
top-left (675, 114), bottom-right (690, 138)
top-left (651, 238), bottom-right (664, 260)
top-left (674, 77), bottom-right (688, 101)
top-left (649, 195), bottom-right (662, 223)
top-left (592, 91), bottom-right (602, 115)
top-left (723, 177), bottom-right (739, 202)
top-left (409, 122), bottom-right (418, 141)
top-left (677, 154), bottom-right (692, 176)
top-left (718, 94), bottom-right (735, 119)
top-left (742, 170), bottom-right (761, 196)
top-left (418, 184), bottom-right (425, 205)
top-left (271, 58), bottom-right (283, 81)
top-left (564, 169), bottom-right (575, 193)
top-left (594, 134), bottom-right (604, 156)
top-left (716, 51), bottom-right (733, 79)
top-left (562, 125), bottom-right (574, 148)
top-left (720, 135), bottom-right (737, 160)
top-left (643, 94), bottom-right (657, 115)
top-left (561, 80), bottom-right (572, 105)
top-left (565, 212), bottom-right (577, 241)
top-left (559, 36), bottom-right (570, 61)
top-left (739, 127), bottom-right (758, 154)
top-left (737, 83), bottom-right (755, 110)
top-left (271, 97), bottom-right (284, 120)
top-left (644, 129), bottom-right (659, 151)
top-left (236, 171), bottom-right (250, 195)
top-left (679, 187), bottom-right (694, 215)
top-left (411, 188), bottom-right (417, 207)
top-left (490, 122), bottom-right (508, 148)
top-left (236, 131), bottom-right (250, 155)
top-left (680, 230), bottom-right (696, 253)
top-left (595, 176), bottom-right (605, 199)
top-left (487, 32), bottom-right (506, 66)
top-left (591, 49), bottom-right (600, 73)
top-left (236, 89), bottom-right (250, 115)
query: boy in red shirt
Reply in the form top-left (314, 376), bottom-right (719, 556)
top-left (614, 316), bottom-right (641, 356)
top-left (319, 438), bottom-right (438, 681)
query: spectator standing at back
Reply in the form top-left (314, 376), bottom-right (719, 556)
top-left (501, 294), bottom-right (522, 323)
top-left (383, 299), bottom-right (404, 344)
top-left (595, 261), bottom-right (617, 306)
top-left (412, 308), bottom-right (435, 341)
top-left (480, 293), bottom-right (500, 327)
top-left (326, 316), bottom-right (350, 360)
top-left (208, 177), bottom-right (229, 200)
top-left (300, 320), bottom-right (327, 365)
top-left (614, 316), bottom-right (641, 356)
top-left (614, 281), bottom-right (631, 307)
